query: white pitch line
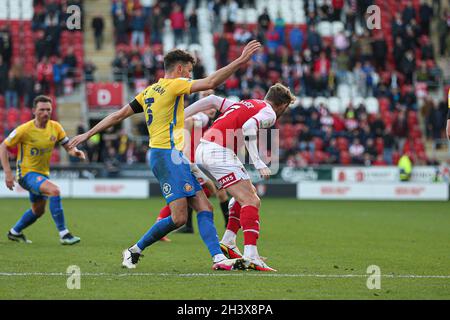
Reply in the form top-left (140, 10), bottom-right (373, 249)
top-left (0, 272), bottom-right (450, 279)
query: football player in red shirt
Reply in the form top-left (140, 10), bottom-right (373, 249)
top-left (184, 83), bottom-right (295, 271)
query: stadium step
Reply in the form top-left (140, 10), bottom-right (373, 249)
top-left (83, 0), bottom-right (115, 81)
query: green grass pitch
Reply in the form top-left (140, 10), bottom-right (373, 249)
top-left (0, 198), bottom-right (449, 299)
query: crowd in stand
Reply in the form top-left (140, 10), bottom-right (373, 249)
top-left (0, 0), bottom-right (86, 116)
top-left (107, 0), bottom-right (449, 167)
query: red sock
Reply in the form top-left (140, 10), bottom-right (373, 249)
top-left (157, 205), bottom-right (171, 221)
top-left (202, 185), bottom-right (212, 198)
top-left (240, 205), bottom-right (259, 246)
top-left (226, 201), bottom-right (241, 234)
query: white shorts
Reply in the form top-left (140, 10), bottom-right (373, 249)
top-left (195, 139), bottom-right (250, 189)
top-left (189, 161), bottom-right (210, 186)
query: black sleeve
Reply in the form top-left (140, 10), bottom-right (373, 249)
top-left (130, 99), bottom-right (144, 114)
top-left (448, 108), bottom-right (450, 119)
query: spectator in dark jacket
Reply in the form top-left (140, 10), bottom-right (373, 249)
top-left (399, 49), bottom-right (415, 84)
top-left (0, 26), bottom-right (12, 67)
top-left (92, 16), bottom-right (105, 50)
top-left (427, 102), bottom-right (444, 140)
top-left (188, 9), bottom-right (199, 44)
top-left (371, 33), bottom-right (387, 70)
top-left (402, 0), bottom-right (417, 25)
top-left (115, 11), bottom-right (128, 44)
top-left (63, 47), bottom-right (78, 79)
top-left (150, 5), bottom-right (165, 44)
top-left (307, 25), bottom-right (322, 56)
top-left (258, 7), bottom-right (271, 32)
top-left (0, 56), bottom-right (8, 94)
top-left (131, 9), bottom-right (146, 47)
top-left (217, 34), bottom-right (229, 68)
top-left (5, 68), bottom-right (20, 109)
top-left (419, 0), bottom-right (433, 35)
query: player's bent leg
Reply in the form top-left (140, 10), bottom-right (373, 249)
top-left (216, 188), bottom-right (230, 227)
top-left (188, 191), bottom-right (245, 270)
top-left (226, 180), bottom-right (276, 272)
top-left (7, 199), bottom-right (46, 244)
top-left (220, 198), bottom-right (243, 259)
top-left (156, 205), bottom-right (172, 242)
top-left (123, 198), bottom-right (186, 268)
top-left (40, 180), bottom-right (80, 245)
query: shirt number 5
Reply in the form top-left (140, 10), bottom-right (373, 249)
top-left (145, 98), bottom-right (155, 126)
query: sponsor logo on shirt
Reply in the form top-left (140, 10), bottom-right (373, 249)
top-left (184, 183), bottom-right (193, 192)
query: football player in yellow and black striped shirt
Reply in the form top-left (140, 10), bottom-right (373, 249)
top-left (69, 40), bottom-right (261, 270)
top-left (0, 95), bottom-right (86, 244)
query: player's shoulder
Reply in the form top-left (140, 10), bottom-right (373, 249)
top-left (16, 120), bottom-right (34, 131)
top-left (49, 120), bottom-right (64, 129)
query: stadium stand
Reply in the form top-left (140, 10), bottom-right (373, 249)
top-left (1, 0), bottom-right (448, 167)
top-left (0, 0), bottom-right (85, 163)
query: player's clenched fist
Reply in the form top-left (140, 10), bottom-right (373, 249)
top-left (258, 167), bottom-right (271, 180)
top-left (5, 172), bottom-right (15, 190)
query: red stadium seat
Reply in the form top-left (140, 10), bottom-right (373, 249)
top-left (375, 138), bottom-right (384, 155)
top-left (340, 151), bottom-right (351, 165)
top-left (337, 137), bottom-right (349, 152)
top-left (313, 137), bottom-right (324, 151)
top-left (7, 108), bottom-right (19, 124)
top-left (19, 108), bottom-right (33, 123)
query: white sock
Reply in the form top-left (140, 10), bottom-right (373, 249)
top-left (244, 245), bottom-right (259, 260)
top-left (59, 229), bottom-right (69, 238)
top-left (10, 228), bottom-right (20, 236)
top-left (213, 253), bottom-right (227, 263)
top-left (129, 244), bottom-right (142, 254)
top-left (221, 230), bottom-right (237, 246)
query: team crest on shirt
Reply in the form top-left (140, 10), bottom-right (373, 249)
top-left (184, 183), bottom-right (193, 192)
top-left (162, 183), bottom-right (172, 195)
top-left (36, 176), bottom-right (43, 182)
top-left (50, 135), bottom-right (57, 142)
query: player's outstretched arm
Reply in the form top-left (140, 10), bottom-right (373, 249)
top-left (68, 104), bottom-right (135, 149)
top-left (190, 40), bottom-right (261, 93)
top-left (0, 142), bottom-right (15, 190)
top-left (447, 119), bottom-right (450, 141)
top-left (184, 95), bottom-right (234, 118)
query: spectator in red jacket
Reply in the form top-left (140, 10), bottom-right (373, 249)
top-left (313, 51), bottom-right (330, 78)
top-left (170, 4), bottom-right (186, 45)
top-left (332, 0), bottom-right (344, 21)
top-left (36, 56), bottom-right (54, 94)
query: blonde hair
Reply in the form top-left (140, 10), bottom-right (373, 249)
top-left (264, 83), bottom-right (296, 108)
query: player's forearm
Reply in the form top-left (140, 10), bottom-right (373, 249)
top-left (0, 143), bottom-right (12, 175)
top-left (447, 119), bottom-right (450, 141)
top-left (204, 58), bottom-right (243, 89)
top-left (86, 110), bottom-right (125, 139)
top-left (244, 137), bottom-right (266, 170)
top-left (184, 95), bottom-right (223, 118)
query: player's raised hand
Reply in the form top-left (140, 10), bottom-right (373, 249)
top-left (71, 148), bottom-right (86, 161)
top-left (238, 40), bottom-right (261, 64)
top-left (258, 167), bottom-right (271, 180)
top-left (68, 133), bottom-right (89, 149)
top-left (5, 172), bottom-right (15, 190)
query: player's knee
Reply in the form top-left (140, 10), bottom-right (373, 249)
top-left (171, 214), bottom-right (187, 227)
top-left (49, 187), bottom-right (61, 197)
top-left (33, 207), bottom-right (45, 217)
top-left (236, 192), bottom-right (260, 209)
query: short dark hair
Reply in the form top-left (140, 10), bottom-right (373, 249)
top-left (264, 83), bottom-right (296, 108)
top-left (33, 95), bottom-right (52, 108)
top-left (164, 49), bottom-right (195, 72)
